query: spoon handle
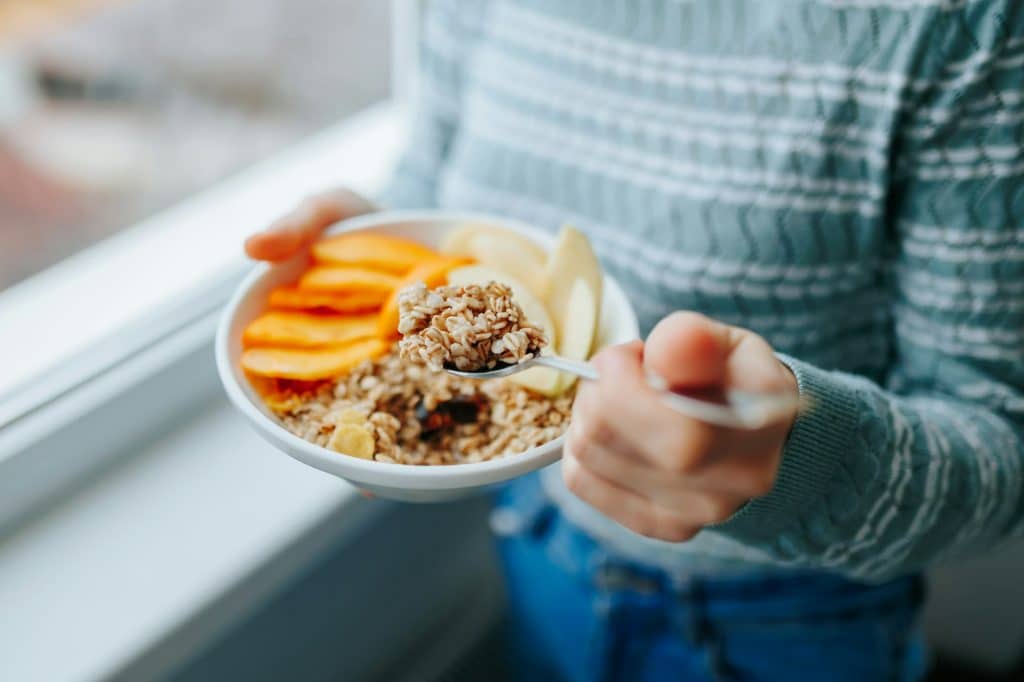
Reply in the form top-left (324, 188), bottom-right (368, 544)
top-left (534, 355), bottom-right (799, 430)
top-left (534, 354), bottom-right (600, 381)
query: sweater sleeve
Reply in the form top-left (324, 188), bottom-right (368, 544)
top-left (377, 0), bottom-right (485, 209)
top-left (714, 7), bottom-right (1024, 582)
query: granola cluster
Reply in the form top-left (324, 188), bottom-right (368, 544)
top-left (396, 281), bottom-right (547, 372)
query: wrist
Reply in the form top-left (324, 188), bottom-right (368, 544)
top-left (777, 356), bottom-right (800, 439)
top-left (712, 354), bottom-right (860, 539)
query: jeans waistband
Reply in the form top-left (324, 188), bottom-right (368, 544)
top-left (493, 474), bottom-right (924, 623)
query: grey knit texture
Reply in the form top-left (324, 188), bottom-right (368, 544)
top-left (382, 0), bottom-right (1024, 581)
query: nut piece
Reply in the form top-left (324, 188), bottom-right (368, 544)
top-left (328, 423), bottom-right (375, 459)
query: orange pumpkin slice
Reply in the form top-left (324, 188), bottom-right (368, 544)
top-left (299, 266), bottom-right (401, 295)
top-left (377, 255), bottom-right (475, 339)
top-left (243, 311), bottom-right (379, 348)
top-left (267, 287), bottom-right (386, 313)
top-left (312, 233), bottom-right (440, 274)
top-left (241, 338), bottom-right (387, 380)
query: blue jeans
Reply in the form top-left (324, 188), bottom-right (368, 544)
top-left (493, 475), bottom-right (927, 682)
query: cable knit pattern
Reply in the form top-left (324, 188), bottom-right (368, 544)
top-left (381, 0), bottom-right (1024, 581)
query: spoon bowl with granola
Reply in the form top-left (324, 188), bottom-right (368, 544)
top-left (399, 281), bottom-right (801, 431)
top-left (216, 211), bottom-right (639, 501)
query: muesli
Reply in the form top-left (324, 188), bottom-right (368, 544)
top-left (397, 281), bottom-right (547, 372)
top-left (266, 349), bottom-right (572, 465)
top-left (241, 224), bottom-right (601, 465)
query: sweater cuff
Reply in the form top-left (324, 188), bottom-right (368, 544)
top-left (712, 354), bottom-right (861, 541)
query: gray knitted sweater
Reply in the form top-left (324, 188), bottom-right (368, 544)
top-left (382, 0), bottom-right (1024, 581)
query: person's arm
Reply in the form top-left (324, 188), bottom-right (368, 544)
top-left (564, 7), bottom-right (1024, 582)
top-left (712, 17), bottom-right (1024, 580)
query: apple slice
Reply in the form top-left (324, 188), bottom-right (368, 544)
top-left (442, 224), bottom-right (548, 262)
top-left (507, 279), bottom-right (599, 396)
top-left (439, 224), bottom-right (483, 256)
top-left (466, 232), bottom-right (548, 297)
top-left (446, 264), bottom-right (557, 349)
top-left (551, 278), bottom-right (599, 393)
top-left (442, 225), bottom-right (549, 297)
top-left (543, 224), bottom-right (603, 326)
top-left (508, 365), bottom-right (564, 397)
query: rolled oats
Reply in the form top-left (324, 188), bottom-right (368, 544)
top-left (396, 281), bottom-right (547, 372)
top-left (271, 346), bottom-right (573, 465)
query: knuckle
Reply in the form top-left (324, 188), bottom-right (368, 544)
top-left (571, 384), bottom-right (598, 419)
top-left (569, 440), bottom-right (593, 466)
top-left (658, 424), bottom-right (714, 474)
top-left (566, 421), bottom-right (585, 453)
top-left (683, 421), bottom-right (717, 458)
top-left (701, 496), bottom-right (737, 525)
top-left (579, 411), bottom-right (615, 450)
top-left (591, 343), bottom-right (628, 367)
top-left (562, 462), bottom-right (584, 495)
top-left (662, 447), bottom-right (702, 474)
top-left (659, 520), bottom-right (699, 543)
top-left (592, 414), bottom-right (617, 446)
top-left (621, 511), bottom-right (655, 539)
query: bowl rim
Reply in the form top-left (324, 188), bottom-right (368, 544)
top-left (215, 209), bottom-right (639, 487)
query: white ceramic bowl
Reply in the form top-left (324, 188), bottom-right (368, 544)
top-left (216, 211), bottom-right (639, 502)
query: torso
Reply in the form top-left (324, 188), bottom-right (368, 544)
top-left (424, 0), bottom-right (1020, 568)
top-left (433, 0), bottom-right (947, 382)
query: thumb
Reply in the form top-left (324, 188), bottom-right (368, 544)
top-left (644, 312), bottom-right (734, 390)
top-left (245, 189), bottom-right (376, 262)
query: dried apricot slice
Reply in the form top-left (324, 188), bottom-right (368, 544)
top-left (243, 311), bottom-right (378, 348)
top-left (241, 338), bottom-right (386, 380)
top-left (299, 266), bottom-right (401, 295)
top-left (312, 233), bottom-right (439, 274)
top-left (377, 255), bottom-right (475, 339)
top-left (267, 287), bottom-right (385, 313)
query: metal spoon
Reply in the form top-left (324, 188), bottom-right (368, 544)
top-left (444, 354), bottom-right (801, 430)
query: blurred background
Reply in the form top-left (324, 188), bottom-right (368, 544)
top-left (0, 0), bottom-right (389, 289)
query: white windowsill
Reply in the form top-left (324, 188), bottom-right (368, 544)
top-left (0, 397), bottom-right (377, 682)
top-left (0, 102), bottom-right (409, 680)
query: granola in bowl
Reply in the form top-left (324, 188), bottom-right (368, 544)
top-left (396, 281), bottom-right (547, 372)
top-left (229, 218), bottom-right (616, 477)
top-left (267, 349), bottom-right (573, 465)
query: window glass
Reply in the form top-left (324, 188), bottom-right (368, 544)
top-left (0, 0), bottom-right (391, 290)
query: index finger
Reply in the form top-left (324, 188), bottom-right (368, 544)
top-left (592, 342), bottom-right (723, 471)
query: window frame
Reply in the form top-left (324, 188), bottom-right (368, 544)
top-left (0, 0), bottom-right (422, 534)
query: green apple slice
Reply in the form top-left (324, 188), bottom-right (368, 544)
top-left (513, 276), bottom-right (598, 396)
top-left (466, 232), bottom-right (548, 297)
top-left (441, 224), bottom-right (548, 264)
top-left (548, 225), bottom-right (602, 358)
top-left (552, 278), bottom-right (599, 393)
top-left (509, 365), bottom-right (564, 397)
